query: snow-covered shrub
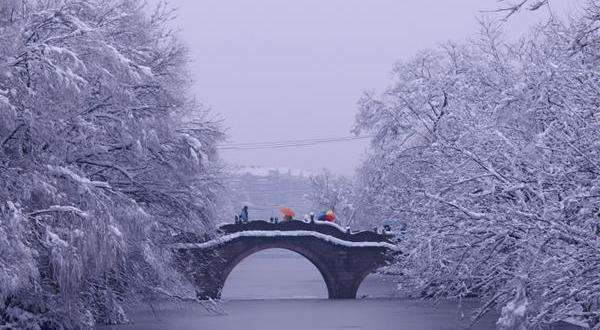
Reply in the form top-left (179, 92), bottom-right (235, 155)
top-left (0, 0), bottom-right (223, 327)
top-left (354, 15), bottom-right (600, 329)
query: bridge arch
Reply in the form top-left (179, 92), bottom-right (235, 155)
top-left (221, 245), bottom-right (333, 298)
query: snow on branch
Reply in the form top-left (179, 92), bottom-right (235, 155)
top-left (48, 165), bottom-right (110, 188)
top-left (28, 205), bottom-right (90, 218)
top-left (424, 192), bottom-right (492, 220)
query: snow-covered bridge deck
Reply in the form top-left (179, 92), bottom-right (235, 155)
top-left (171, 220), bottom-right (400, 299)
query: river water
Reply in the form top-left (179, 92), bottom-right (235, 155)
top-left (99, 249), bottom-right (579, 330)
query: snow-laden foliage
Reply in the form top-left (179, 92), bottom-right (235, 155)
top-left (0, 0), bottom-right (223, 328)
top-left (307, 170), bottom-right (357, 227)
top-left (354, 15), bottom-right (600, 329)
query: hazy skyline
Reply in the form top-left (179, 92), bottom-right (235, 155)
top-left (170, 0), bottom-right (583, 174)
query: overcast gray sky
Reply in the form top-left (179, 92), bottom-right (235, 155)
top-left (168, 0), bottom-right (583, 175)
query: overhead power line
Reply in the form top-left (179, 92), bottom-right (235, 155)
top-left (217, 135), bottom-right (373, 150)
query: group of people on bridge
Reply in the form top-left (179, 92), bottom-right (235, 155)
top-left (233, 206), bottom-right (404, 236)
top-left (234, 206), bottom-right (336, 224)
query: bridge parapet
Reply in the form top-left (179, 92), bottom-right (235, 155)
top-left (221, 220), bottom-right (393, 243)
top-left (171, 220), bottom-right (394, 245)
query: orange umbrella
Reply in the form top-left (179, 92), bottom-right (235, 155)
top-left (280, 207), bottom-right (295, 218)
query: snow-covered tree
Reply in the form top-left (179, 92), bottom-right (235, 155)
top-left (0, 0), bottom-right (223, 327)
top-left (491, 0), bottom-right (551, 19)
top-left (307, 170), bottom-right (357, 227)
top-left (354, 14), bottom-right (600, 329)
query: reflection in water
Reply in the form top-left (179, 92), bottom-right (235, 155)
top-left (97, 248), bottom-right (504, 330)
top-left (222, 248), bottom-right (398, 300)
top-left (222, 248), bottom-right (328, 299)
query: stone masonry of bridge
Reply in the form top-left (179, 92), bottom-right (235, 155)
top-left (171, 220), bottom-right (399, 300)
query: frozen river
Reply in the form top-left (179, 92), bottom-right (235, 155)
top-left (99, 249), bottom-right (578, 330)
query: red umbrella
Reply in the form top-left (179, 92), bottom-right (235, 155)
top-left (325, 209), bottom-right (335, 222)
top-left (280, 207), bottom-right (295, 218)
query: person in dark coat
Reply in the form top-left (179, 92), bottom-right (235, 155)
top-left (239, 206), bottom-right (249, 223)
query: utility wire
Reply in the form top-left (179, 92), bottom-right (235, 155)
top-left (220, 135), bottom-right (370, 147)
top-left (219, 135), bottom-right (371, 149)
top-left (217, 135), bottom-right (373, 150)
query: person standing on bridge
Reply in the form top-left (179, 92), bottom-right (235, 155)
top-left (317, 209), bottom-right (336, 222)
top-left (239, 206), bottom-right (249, 223)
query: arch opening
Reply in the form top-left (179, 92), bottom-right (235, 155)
top-left (356, 271), bottom-right (399, 299)
top-left (221, 248), bottom-right (329, 300)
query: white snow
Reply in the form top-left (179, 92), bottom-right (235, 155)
top-left (48, 205), bottom-right (90, 218)
top-left (28, 205), bottom-right (90, 219)
top-left (109, 225), bottom-right (123, 238)
top-left (184, 134), bottom-right (203, 150)
top-left (313, 220), bottom-right (347, 232)
top-left (0, 94), bottom-right (10, 107)
top-left (170, 230), bottom-right (399, 250)
top-left (47, 231), bottom-right (69, 247)
top-left (48, 165), bottom-right (110, 189)
top-left (497, 288), bottom-right (528, 330)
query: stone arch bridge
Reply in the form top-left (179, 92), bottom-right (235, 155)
top-left (171, 220), bottom-right (399, 299)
